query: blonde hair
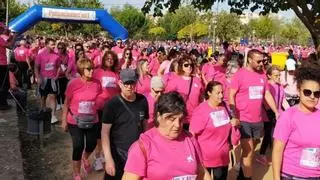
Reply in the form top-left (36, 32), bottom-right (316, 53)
top-left (77, 58), bottom-right (93, 76)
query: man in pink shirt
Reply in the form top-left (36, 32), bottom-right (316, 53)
top-left (111, 39), bottom-right (124, 60)
top-left (229, 49), bottom-right (279, 180)
top-left (0, 22), bottom-right (16, 110)
top-left (35, 38), bottom-right (61, 124)
top-left (14, 39), bottom-right (32, 89)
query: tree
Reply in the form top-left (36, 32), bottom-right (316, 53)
top-left (142, 0), bottom-right (320, 47)
top-left (248, 16), bottom-right (277, 40)
top-left (110, 5), bottom-right (149, 39)
top-left (215, 11), bottom-right (242, 42)
top-left (0, 0), bottom-right (28, 23)
top-left (157, 5), bottom-right (197, 39)
top-left (177, 21), bottom-right (208, 40)
top-left (148, 27), bottom-right (166, 39)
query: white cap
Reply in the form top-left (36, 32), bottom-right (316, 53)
top-left (286, 58), bottom-right (296, 71)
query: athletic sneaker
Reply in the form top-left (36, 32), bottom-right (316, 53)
top-left (51, 115), bottom-right (59, 124)
top-left (93, 156), bottom-right (104, 171)
top-left (81, 157), bottom-right (92, 176)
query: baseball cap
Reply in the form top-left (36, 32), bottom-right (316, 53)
top-left (151, 76), bottom-right (164, 89)
top-left (120, 69), bottom-right (138, 83)
top-left (286, 58), bottom-right (296, 71)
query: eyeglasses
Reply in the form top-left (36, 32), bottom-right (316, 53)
top-left (302, 89), bottom-right (320, 98)
top-left (85, 67), bottom-right (93, 71)
top-left (256, 60), bottom-right (264, 64)
top-left (152, 88), bottom-right (163, 94)
top-left (183, 63), bottom-right (193, 68)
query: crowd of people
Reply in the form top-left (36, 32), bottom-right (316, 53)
top-left (1, 21), bottom-right (320, 180)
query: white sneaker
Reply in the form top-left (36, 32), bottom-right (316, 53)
top-left (93, 156), bottom-right (104, 171)
top-left (56, 104), bottom-right (62, 111)
top-left (51, 115), bottom-right (59, 124)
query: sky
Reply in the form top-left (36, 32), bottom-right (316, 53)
top-left (18, 0), bottom-right (295, 19)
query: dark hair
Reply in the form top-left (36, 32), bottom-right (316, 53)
top-left (204, 81), bottom-right (223, 100)
top-left (45, 38), bottom-right (55, 45)
top-left (169, 59), bottom-right (178, 72)
top-left (122, 48), bottom-right (132, 60)
top-left (295, 62), bottom-right (320, 90)
top-left (102, 51), bottom-right (118, 72)
top-left (57, 42), bottom-right (67, 54)
top-left (167, 49), bottom-right (178, 60)
top-left (177, 54), bottom-right (195, 76)
top-left (74, 43), bottom-right (84, 52)
top-left (247, 49), bottom-right (263, 62)
top-left (153, 91), bottom-right (187, 127)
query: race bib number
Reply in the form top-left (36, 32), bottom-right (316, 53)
top-left (102, 76), bottom-right (116, 88)
top-left (45, 63), bottom-right (55, 71)
top-left (78, 101), bottom-right (95, 114)
top-left (19, 50), bottom-right (25, 55)
top-left (300, 148), bottom-right (320, 168)
top-left (210, 110), bottom-right (230, 127)
top-left (249, 86), bottom-right (264, 99)
top-left (173, 175), bottom-right (197, 180)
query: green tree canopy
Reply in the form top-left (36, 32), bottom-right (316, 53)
top-left (0, 0), bottom-right (28, 23)
top-left (248, 16), bottom-right (277, 40)
top-left (177, 21), bottom-right (208, 40)
top-left (142, 0), bottom-right (320, 47)
top-left (148, 26), bottom-right (166, 38)
top-left (110, 5), bottom-right (149, 39)
top-left (215, 11), bottom-right (242, 42)
top-left (157, 5), bottom-right (197, 39)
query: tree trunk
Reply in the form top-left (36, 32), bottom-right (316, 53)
top-left (311, 32), bottom-right (320, 48)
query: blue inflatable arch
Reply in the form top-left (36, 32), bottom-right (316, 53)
top-left (8, 5), bottom-right (129, 40)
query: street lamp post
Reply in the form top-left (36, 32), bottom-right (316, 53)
top-left (5, 0), bottom-right (9, 26)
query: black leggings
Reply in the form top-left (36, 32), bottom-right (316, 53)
top-left (57, 77), bottom-right (68, 104)
top-left (0, 65), bottom-right (9, 106)
top-left (207, 166), bottom-right (228, 180)
top-left (260, 121), bottom-right (274, 155)
top-left (68, 124), bottom-right (99, 161)
top-left (16, 61), bottom-right (31, 88)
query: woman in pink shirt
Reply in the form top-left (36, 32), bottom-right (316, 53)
top-left (190, 81), bottom-right (240, 180)
top-left (137, 48), bottom-right (150, 61)
top-left (256, 65), bottom-right (290, 165)
top-left (14, 39), bottom-right (31, 88)
top-left (56, 42), bottom-right (70, 109)
top-left (123, 92), bottom-right (211, 180)
top-left (61, 58), bottom-right (102, 180)
top-left (273, 62), bottom-right (320, 180)
top-left (165, 54), bottom-right (203, 130)
top-left (136, 59), bottom-right (152, 95)
top-left (144, 76), bottom-right (165, 130)
top-left (119, 48), bottom-right (137, 70)
top-left (92, 51), bottom-right (120, 171)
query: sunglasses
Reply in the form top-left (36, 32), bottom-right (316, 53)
top-left (85, 67), bottom-right (93, 71)
top-left (303, 89), bottom-right (320, 98)
top-left (152, 88), bottom-right (163, 94)
top-left (183, 63), bottom-right (193, 68)
top-left (58, 47), bottom-right (64, 50)
top-left (117, 42), bottom-right (122, 44)
top-left (256, 60), bottom-right (264, 64)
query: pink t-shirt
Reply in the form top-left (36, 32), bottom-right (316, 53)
top-left (145, 93), bottom-right (155, 130)
top-left (119, 58), bottom-right (137, 70)
top-left (28, 46), bottom-right (40, 61)
top-left (166, 76), bottom-right (203, 123)
top-left (266, 82), bottom-right (285, 113)
top-left (273, 106), bottom-right (320, 178)
top-left (149, 57), bottom-right (160, 76)
top-left (190, 101), bottom-right (240, 167)
top-left (230, 68), bottom-right (268, 123)
top-left (132, 49), bottom-right (140, 61)
top-left (125, 128), bottom-right (202, 180)
top-left (213, 65), bottom-right (226, 84)
top-left (35, 48), bottom-right (61, 78)
top-left (159, 60), bottom-right (171, 75)
top-left (92, 68), bottom-right (120, 110)
top-left (136, 75), bottom-right (151, 95)
top-left (112, 46), bottom-right (124, 59)
top-left (0, 37), bottom-right (7, 65)
top-left (222, 78), bottom-right (231, 104)
top-left (58, 53), bottom-right (69, 77)
top-left (202, 63), bottom-right (216, 82)
top-left (67, 55), bottom-right (77, 78)
top-left (65, 78), bottom-right (102, 125)
top-left (14, 46), bottom-right (30, 62)
top-left (93, 54), bottom-right (103, 68)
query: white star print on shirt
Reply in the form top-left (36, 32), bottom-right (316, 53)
top-left (187, 155), bottom-right (194, 163)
